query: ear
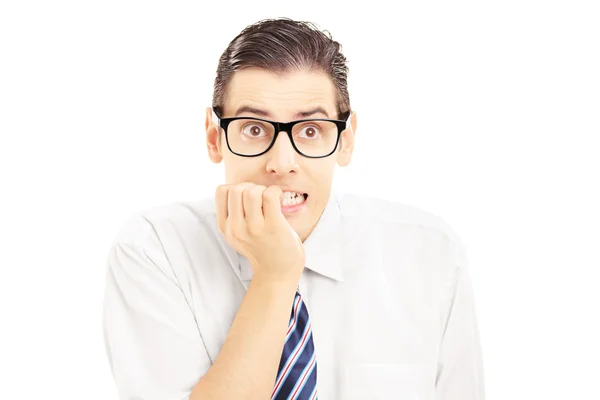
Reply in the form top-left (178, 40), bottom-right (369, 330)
top-left (337, 111), bottom-right (357, 167)
top-left (205, 107), bottom-right (223, 164)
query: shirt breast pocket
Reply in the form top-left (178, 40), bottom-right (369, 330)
top-left (341, 363), bottom-right (427, 400)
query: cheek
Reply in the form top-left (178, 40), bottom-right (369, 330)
top-left (224, 157), bottom-right (264, 183)
top-left (313, 159), bottom-right (335, 178)
top-left (306, 162), bottom-right (336, 195)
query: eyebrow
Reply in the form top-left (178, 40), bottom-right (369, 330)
top-left (234, 106), bottom-right (330, 119)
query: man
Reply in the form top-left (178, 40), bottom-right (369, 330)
top-left (102, 18), bottom-right (485, 400)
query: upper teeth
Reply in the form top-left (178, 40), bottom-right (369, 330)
top-left (283, 191), bottom-right (303, 199)
top-left (282, 191), bottom-right (305, 206)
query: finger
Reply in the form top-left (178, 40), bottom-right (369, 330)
top-left (228, 182), bottom-right (255, 221)
top-left (244, 185), bottom-right (267, 229)
top-left (215, 184), bottom-right (230, 234)
top-left (262, 185), bottom-right (284, 222)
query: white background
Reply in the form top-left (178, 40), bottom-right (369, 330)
top-left (1, 0), bottom-right (599, 398)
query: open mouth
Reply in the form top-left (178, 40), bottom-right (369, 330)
top-left (281, 191), bottom-right (308, 207)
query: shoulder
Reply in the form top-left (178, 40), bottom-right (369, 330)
top-left (335, 191), bottom-right (468, 268)
top-left (108, 196), bottom-right (218, 250)
top-left (105, 197), bottom-right (221, 284)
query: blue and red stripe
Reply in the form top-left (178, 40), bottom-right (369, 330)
top-left (271, 289), bottom-right (319, 400)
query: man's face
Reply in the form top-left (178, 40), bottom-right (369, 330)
top-left (205, 68), bottom-right (356, 242)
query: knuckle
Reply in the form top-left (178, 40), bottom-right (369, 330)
top-left (249, 185), bottom-right (265, 200)
top-left (224, 223), bottom-right (236, 238)
top-left (243, 187), bottom-right (255, 201)
top-left (231, 185), bottom-right (248, 197)
top-left (216, 185), bottom-right (228, 196)
top-left (247, 226), bottom-right (259, 237)
top-left (247, 221), bottom-right (263, 236)
top-left (265, 185), bottom-right (281, 198)
top-left (231, 225), bottom-right (245, 239)
top-left (262, 187), bottom-right (272, 201)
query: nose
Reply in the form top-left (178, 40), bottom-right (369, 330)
top-left (265, 131), bottom-right (299, 176)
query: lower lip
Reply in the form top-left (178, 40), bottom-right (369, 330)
top-left (280, 197), bottom-right (308, 215)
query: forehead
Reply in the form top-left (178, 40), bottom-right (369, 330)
top-left (224, 68), bottom-right (337, 117)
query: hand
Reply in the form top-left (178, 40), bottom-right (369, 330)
top-left (215, 183), bottom-right (305, 283)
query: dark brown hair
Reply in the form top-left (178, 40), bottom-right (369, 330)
top-left (212, 18), bottom-right (351, 119)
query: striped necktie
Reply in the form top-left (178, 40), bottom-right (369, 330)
top-left (271, 289), bottom-right (318, 400)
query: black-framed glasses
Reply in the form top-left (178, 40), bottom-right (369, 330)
top-left (212, 108), bottom-right (351, 158)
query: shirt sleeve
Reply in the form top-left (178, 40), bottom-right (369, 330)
top-left (102, 217), bottom-right (212, 400)
top-left (435, 234), bottom-right (486, 400)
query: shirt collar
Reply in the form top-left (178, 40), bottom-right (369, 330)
top-left (238, 190), bottom-right (344, 282)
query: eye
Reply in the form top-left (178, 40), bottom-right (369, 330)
top-left (298, 125), bottom-right (321, 139)
top-left (242, 123), bottom-right (267, 137)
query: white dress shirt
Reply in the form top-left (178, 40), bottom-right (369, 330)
top-left (102, 190), bottom-right (485, 400)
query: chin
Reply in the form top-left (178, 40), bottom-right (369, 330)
top-left (287, 218), bottom-right (306, 235)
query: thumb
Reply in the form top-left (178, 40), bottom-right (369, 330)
top-left (262, 185), bottom-right (284, 221)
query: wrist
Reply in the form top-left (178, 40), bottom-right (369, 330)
top-left (250, 270), bottom-right (301, 292)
